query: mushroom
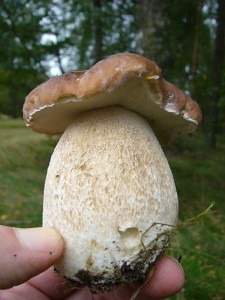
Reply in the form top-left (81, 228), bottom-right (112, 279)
top-left (23, 53), bottom-right (201, 293)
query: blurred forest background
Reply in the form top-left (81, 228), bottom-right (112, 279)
top-left (0, 0), bottom-right (224, 299)
top-left (0, 0), bottom-right (225, 147)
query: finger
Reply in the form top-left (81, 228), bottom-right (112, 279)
top-left (104, 255), bottom-right (185, 300)
top-left (0, 225), bottom-right (64, 289)
top-left (29, 268), bottom-right (94, 300)
top-left (140, 255), bottom-right (185, 299)
top-left (27, 255), bottom-right (184, 300)
top-left (28, 267), bottom-right (75, 300)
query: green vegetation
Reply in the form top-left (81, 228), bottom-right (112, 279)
top-left (0, 117), bottom-right (224, 299)
top-left (0, 117), bottom-right (57, 227)
top-left (167, 133), bottom-right (225, 300)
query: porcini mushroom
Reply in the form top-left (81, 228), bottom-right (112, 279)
top-left (23, 53), bottom-right (201, 293)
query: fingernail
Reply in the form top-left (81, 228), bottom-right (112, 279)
top-left (15, 227), bottom-right (63, 254)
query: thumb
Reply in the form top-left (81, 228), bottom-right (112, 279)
top-left (0, 225), bottom-right (64, 289)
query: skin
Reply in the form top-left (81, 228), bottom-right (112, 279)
top-left (0, 225), bottom-right (185, 300)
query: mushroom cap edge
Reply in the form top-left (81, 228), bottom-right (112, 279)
top-left (23, 52), bottom-right (202, 144)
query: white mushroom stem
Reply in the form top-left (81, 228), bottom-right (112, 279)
top-left (43, 105), bottom-right (178, 291)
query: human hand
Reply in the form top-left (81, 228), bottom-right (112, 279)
top-left (0, 225), bottom-right (185, 299)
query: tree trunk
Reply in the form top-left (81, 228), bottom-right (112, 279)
top-left (93, 0), bottom-right (103, 63)
top-left (206, 0), bottom-right (225, 149)
top-left (10, 87), bottom-right (20, 118)
top-left (191, 0), bottom-right (204, 76)
top-left (134, 0), bottom-right (159, 58)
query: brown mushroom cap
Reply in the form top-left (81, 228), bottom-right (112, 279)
top-left (23, 53), bottom-right (202, 144)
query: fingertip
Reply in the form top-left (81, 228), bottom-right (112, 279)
top-left (15, 227), bottom-right (64, 257)
top-left (103, 255), bottom-right (185, 300)
top-left (142, 255), bottom-right (185, 298)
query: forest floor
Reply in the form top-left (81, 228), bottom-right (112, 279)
top-left (0, 116), bottom-right (224, 300)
